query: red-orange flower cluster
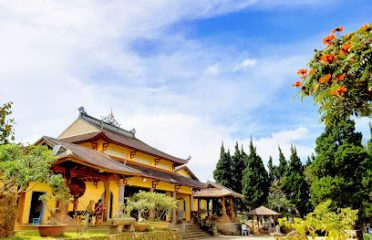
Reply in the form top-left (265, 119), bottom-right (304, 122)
top-left (297, 68), bottom-right (308, 78)
top-left (319, 74), bottom-right (331, 84)
top-left (323, 34), bottom-right (336, 45)
top-left (310, 69), bottom-right (315, 75)
top-left (336, 74), bottom-right (344, 81)
top-left (321, 53), bottom-right (337, 64)
top-left (330, 86), bottom-right (347, 96)
top-left (339, 43), bottom-right (352, 56)
top-left (292, 81), bottom-right (302, 88)
top-left (332, 26), bottom-right (344, 34)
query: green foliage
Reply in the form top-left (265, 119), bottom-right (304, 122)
top-left (267, 156), bottom-right (276, 182)
top-left (0, 144), bottom-right (67, 193)
top-left (242, 139), bottom-right (270, 208)
top-left (279, 200), bottom-right (358, 240)
top-left (0, 102), bottom-right (14, 144)
top-left (0, 144), bottom-right (70, 225)
top-left (268, 179), bottom-right (293, 215)
top-left (282, 146), bottom-right (310, 217)
top-left (310, 119), bottom-right (372, 220)
top-left (213, 143), bottom-right (233, 190)
top-left (364, 233), bottom-right (372, 240)
top-left (278, 147), bottom-right (287, 178)
top-left (126, 191), bottom-right (177, 222)
top-left (230, 142), bottom-right (246, 193)
top-left (296, 24), bottom-right (372, 124)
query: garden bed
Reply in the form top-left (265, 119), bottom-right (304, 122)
top-left (5, 229), bottom-right (181, 240)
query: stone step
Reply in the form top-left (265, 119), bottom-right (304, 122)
top-left (181, 225), bottom-right (211, 240)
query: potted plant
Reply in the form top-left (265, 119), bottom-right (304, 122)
top-left (109, 203), bottom-right (135, 233)
top-left (37, 175), bottom-right (71, 237)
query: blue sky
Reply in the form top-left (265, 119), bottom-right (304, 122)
top-left (0, 0), bottom-right (371, 180)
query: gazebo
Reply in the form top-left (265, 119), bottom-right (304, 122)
top-left (247, 206), bottom-right (280, 234)
top-left (193, 181), bottom-right (244, 221)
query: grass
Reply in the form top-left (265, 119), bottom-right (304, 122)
top-left (4, 230), bottom-right (110, 240)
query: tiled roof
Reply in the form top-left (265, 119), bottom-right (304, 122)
top-left (193, 181), bottom-right (244, 198)
top-left (40, 136), bottom-right (140, 175)
top-left (125, 162), bottom-right (206, 189)
top-left (60, 113), bottom-right (188, 165)
top-left (38, 136), bottom-right (205, 189)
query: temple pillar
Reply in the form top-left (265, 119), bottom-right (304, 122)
top-left (190, 194), bottom-right (194, 212)
top-left (104, 179), bottom-right (110, 222)
top-left (269, 215), bottom-right (273, 233)
top-left (252, 215), bottom-right (256, 234)
top-left (229, 196), bottom-right (234, 219)
top-left (206, 199), bottom-right (210, 216)
top-left (221, 197), bottom-right (226, 214)
top-left (149, 188), bottom-right (155, 220)
top-left (118, 183), bottom-right (125, 203)
top-left (172, 191), bottom-right (177, 225)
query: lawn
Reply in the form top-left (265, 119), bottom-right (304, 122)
top-left (4, 230), bottom-right (110, 240)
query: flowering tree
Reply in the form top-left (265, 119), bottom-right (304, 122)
top-left (293, 24), bottom-right (371, 124)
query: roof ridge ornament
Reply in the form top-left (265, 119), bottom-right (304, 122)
top-left (101, 108), bottom-right (121, 128)
top-left (78, 106), bottom-right (87, 115)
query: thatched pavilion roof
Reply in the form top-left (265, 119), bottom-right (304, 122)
top-left (247, 206), bottom-right (280, 216)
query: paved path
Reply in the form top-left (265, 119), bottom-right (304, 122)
top-left (199, 236), bottom-right (275, 240)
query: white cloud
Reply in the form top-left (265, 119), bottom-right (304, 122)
top-left (204, 65), bottom-right (220, 76)
top-left (0, 0), bottom-right (338, 181)
top-left (233, 58), bottom-right (257, 71)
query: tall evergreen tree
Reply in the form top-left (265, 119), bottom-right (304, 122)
top-left (267, 156), bottom-right (277, 182)
top-left (231, 142), bottom-right (245, 193)
top-left (368, 123), bottom-right (372, 155)
top-left (242, 139), bottom-right (270, 208)
top-left (282, 145), bottom-right (310, 217)
top-left (278, 146), bottom-right (287, 178)
top-left (213, 143), bottom-right (233, 189)
top-left (310, 119), bottom-right (372, 220)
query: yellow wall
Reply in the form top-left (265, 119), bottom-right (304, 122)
top-left (176, 193), bottom-right (191, 221)
top-left (58, 118), bottom-right (99, 139)
top-left (21, 182), bottom-right (55, 224)
top-left (78, 139), bottom-right (175, 172)
top-left (176, 168), bottom-right (192, 178)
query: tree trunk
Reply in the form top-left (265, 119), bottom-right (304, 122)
top-left (0, 187), bottom-right (18, 238)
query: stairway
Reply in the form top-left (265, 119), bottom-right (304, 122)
top-left (181, 224), bottom-right (212, 240)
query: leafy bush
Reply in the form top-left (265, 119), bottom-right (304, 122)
top-left (126, 191), bottom-right (177, 222)
top-left (279, 200), bottom-right (358, 240)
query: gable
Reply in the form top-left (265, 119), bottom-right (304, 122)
top-left (58, 118), bottom-right (99, 139)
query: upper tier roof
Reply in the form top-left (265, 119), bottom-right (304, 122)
top-left (38, 136), bottom-right (140, 175)
top-left (59, 108), bottom-right (189, 165)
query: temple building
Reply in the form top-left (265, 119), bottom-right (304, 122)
top-left (15, 107), bottom-right (242, 226)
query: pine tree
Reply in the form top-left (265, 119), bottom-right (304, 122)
top-left (267, 156), bottom-right (277, 182)
top-left (368, 123), bottom-right (372, 155)
top-left (213, 143), bottom-right (233, 189)
top-left (282, 145), bottom-right (310, 217)
top-left (242, 139), bottom-right (270, 208)
top-left (310, 119), bottom-right (371, 220)
top-left (278, 146), bottom-right (287, 178)
top-left (231, 142), bottom-right (245, 193)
